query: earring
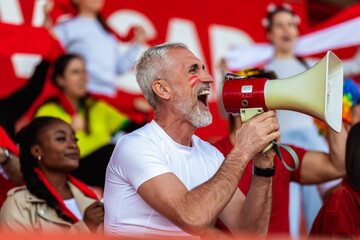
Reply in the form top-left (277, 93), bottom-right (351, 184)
top-left (38, 156), bottom-right (41, 161)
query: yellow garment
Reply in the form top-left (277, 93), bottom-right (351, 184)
top-left (35, 98), bottom-right (128, 158)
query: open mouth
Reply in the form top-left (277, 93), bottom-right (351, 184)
top-left (282, 36), bottom-right (291, 42)
top-left (197, 90), bottom-right (210, 107)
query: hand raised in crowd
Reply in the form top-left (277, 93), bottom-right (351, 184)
top-left (83, 201), bottom-right (104, 232)
top-left (43, 0), bottom-right (54, 30)
top-left (133, 25), bottom-right (148, 45)
top-left (71, 114), bottom-right (86, 131)
top-left (134, 97), bottom-right (152, 113)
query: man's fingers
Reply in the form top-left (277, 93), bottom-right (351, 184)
top-left (249, 110), bottom-right (277, 124)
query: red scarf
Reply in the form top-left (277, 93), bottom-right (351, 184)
top-left (58, 92), bottom-right (76, 116)
top-left (0, 127), bottom-right (19, 155)
top-left (33, 168), bottom-right (99, 222)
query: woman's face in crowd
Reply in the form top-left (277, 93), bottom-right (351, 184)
top-left (267, 11), bottom-right (299, 54)
top-left (33, 119), bottom-right (80, 173)
top-left (57, 58), bottom-right (88, 100)
top-left (73, 0), bottom-right (105, 13)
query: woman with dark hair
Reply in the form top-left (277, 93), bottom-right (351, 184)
top-left (34, 54), bottom-right (141, 188)
top-left (0, 117), bottom-right (103, 233)
top-left (310, 122), bottom-right (360, 237)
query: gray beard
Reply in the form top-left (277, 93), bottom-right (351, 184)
top-left (174, 94), bottom-right (212, 128)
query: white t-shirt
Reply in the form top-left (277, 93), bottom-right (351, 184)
top-left (63, 198), bottom-right (83, 221)
top-left (103, 120), bottom-right (224, 237)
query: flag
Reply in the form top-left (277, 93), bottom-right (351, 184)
top-left (226, 2), bottom-right (360, 73)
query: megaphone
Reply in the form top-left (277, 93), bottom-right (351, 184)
top-left (222, 51), bottom-right (343, 133)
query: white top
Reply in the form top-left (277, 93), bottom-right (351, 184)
top-left (265, 57), bottom-right (328, 152)
top-left (63, 198), bottom-right (83, 220)
top-left (55, 16), bottom-right (140, 96)
top-left (265, 58), bottom-right (316, 132)
top-left (103, 120), bottom-right (224, 237)
top-left (0, 166), bottom-right (8, 180)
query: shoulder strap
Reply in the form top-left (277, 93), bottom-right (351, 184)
top-left (296, 56), bottom-right (310, 70)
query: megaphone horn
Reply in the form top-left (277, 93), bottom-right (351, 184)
top-left (222, 51), bottom-right (344, 133)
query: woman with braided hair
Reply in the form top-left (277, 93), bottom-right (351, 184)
top-left (0, 117), bottom-right (103, 233)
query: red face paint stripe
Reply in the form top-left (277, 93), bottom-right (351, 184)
top-left (190, 78), bottom-right (200, 88)
top-left (189, 75), bottom-right (200, 88)
top-left (188, 76), bottom-right (198, 82)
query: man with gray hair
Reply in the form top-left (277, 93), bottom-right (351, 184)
top-left (104, 42), bottom-right (280, 238)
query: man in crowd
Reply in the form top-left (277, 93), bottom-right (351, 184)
top-left (104, 42), bottom-right (280, 238)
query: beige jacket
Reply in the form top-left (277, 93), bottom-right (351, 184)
top-left (0, 182), bottom-right (99, 234)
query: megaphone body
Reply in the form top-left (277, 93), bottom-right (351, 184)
top-left (222, 51), bottom-right (344, 133)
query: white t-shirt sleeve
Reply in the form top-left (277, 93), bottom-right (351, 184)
top-left (110, 134), bottom-right (171, 190)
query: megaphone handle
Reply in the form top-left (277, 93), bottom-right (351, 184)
top-left (240, 108), bottom-right (275, 154)
top-left (262, 142), bottom-right (274, 153)
top-left (270, 141), bottom-right (299, 171)
top-left (239, 108), bottom-right (299, 171)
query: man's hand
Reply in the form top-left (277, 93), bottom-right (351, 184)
top-left (232, 110), bottom-right (280, 163)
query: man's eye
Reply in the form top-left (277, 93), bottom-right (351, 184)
top-left (74, 138), bottom-right (79, 142)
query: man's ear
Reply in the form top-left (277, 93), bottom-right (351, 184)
top-left (152, 80), bottom-right (171, 100)
top-left (30, 144), bottom-right (42, 160)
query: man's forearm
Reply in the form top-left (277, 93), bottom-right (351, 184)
top-left (237, 175), bottom-right (272, 236)
top-left (182, 152), bottom-right (250, 233)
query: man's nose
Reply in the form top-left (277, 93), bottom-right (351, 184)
top-left (199, 72), bottom-right (214, 83)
